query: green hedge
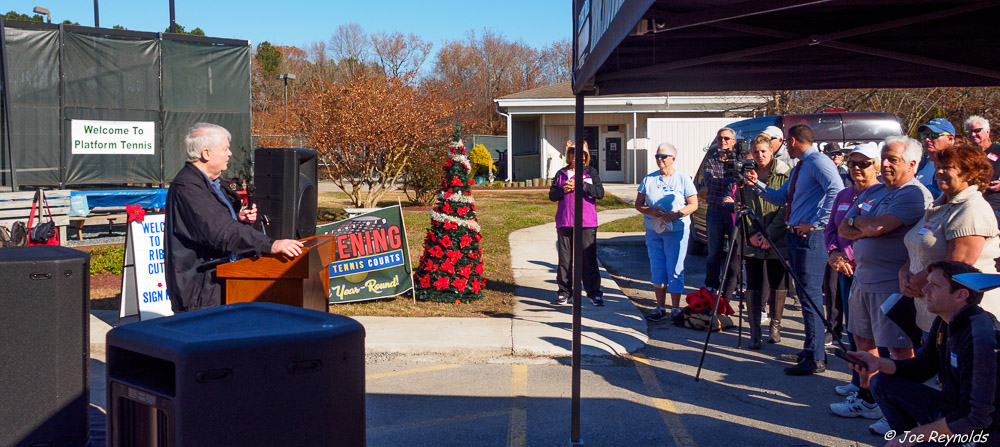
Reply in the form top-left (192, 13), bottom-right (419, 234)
top-left (89, 245), bottom-right (125, 275)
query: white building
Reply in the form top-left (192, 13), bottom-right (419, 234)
top-left (494, 82), bottom-right (767, 183)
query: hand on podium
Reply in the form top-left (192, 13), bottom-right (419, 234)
top-left (271, 239), bottom-right (304, 257)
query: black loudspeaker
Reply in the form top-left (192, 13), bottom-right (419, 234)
top-left (106, 302), bottom-right (366, 447)
top-left (0, 246), bottom-right (90, 447)
top-left (254, 148), bottom-right (319, 240)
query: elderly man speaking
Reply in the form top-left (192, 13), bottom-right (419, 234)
top-left (165, 123), bottom-right (303, 313)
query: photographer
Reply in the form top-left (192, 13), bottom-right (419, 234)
top-left (704, 127), bottom-right (740, 296)
top-left (739, 134), bottom-right (791, 349)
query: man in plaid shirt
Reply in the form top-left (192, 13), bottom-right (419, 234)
top-left (703, 127), bottom-right (738, 293)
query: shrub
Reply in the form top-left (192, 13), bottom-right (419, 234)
top-left (402, 145), bottom-right (449, 205)
top-left (89, 245), bottom-right (126, 275)
top-left (468, 144), bottom-right (495, 177)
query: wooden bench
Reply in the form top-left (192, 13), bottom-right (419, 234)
top-left (68, 213), bottom-right (129, 240)
top-left (0, 190), bottom-right (72, 245)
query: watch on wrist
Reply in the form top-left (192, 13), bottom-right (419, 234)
top-left (847, 216), bottom-right (856, 227)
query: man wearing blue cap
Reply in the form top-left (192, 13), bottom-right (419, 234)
top-left (913, 118), bottom-right (956, 198)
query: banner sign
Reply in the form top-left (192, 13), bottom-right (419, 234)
top-left (71, 119), bottom-right (156, 155)
top-left (316, 206), bottom-right (413, 303)
top-left (119, 214), bottom-right (174, 321)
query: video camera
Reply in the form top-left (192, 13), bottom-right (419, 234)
top-left (721, 138), bottom-right (756, 180)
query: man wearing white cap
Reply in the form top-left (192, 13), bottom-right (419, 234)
top-left (833, 136), bottom-right (932, 420)
top-left (762, 125), bottom-right (794, 167)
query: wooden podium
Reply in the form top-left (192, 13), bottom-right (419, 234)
top-left (216, 235), bottom-right (333, 312)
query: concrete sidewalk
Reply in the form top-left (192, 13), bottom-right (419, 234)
top-left (89, 185), bottom-right (646, 359)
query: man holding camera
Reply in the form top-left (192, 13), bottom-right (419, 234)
top-left (748, 124), bottom-right (843, 375)
top-left (703, 127), bottom-right (739, 295)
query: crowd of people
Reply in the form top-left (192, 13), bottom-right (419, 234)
top-left (551, 116), bottom-right (1000, 445)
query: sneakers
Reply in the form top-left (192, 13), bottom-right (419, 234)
top-left (646, 307), bottom-right (668, 321)
top-left (670, 307), bottom-right (683, 318)
top-left (834, 383), bottom-right (861, 396)
top-left (869, 417), bottom-right (890, 435)
top-left (780, 353), bottom-right (804, 363)
top-left (760, 312), bottom-right (770, 326)
top-left (784, 359), bottom-right (825, 375)
top-left (553, 295), bottom-right (572, 305)
top-left (589, 295), bottom-right (605, 307)
top-left (830, 393), bottom-right (883, 419)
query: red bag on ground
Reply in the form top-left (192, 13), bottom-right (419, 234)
top-left (27, 190), bottom-right (59, 246)
top-left (685, 287), bottom-right (735, 315)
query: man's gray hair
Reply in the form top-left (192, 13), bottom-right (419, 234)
top-left (717, 127), bottom-right (735, 137)
top-left (964, 115), bottom-right (991, 131)
top-left (657, 143), bottom-right (678, 157)
top-left (884, 135), bottom-right (923, 164)
top-left (184, 123), bottom-right (232, 162)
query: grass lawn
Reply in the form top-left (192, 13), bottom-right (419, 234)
top-left (86, 186), bottom-right (635, 318)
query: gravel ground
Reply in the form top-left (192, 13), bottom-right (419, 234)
top-left (64, 224), bottom-right (127, 248)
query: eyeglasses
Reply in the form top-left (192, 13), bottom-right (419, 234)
top-left (718, 136), bottom-right (733, 141)
top-left (846, 160), bottom-right (874, 169)
top-left (922, 132), bottom-right (951, 139)
top-left (966, 128), bottom-right (984, 135)
top-left (827, 152), bottom-right (843, 158)
top-left (655, 154), bottom-right (674, 160)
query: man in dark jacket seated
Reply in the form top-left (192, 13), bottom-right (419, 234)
top-left (849, 261), bottom-right (1000, 446)
top-left (165, 123), bottom-right (303, 313)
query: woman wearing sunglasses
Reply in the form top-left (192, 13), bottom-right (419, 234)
top-left (635, 143), bottom-right (699, 321)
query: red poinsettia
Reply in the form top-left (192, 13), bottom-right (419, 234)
top-left (444, 190), bottom-right (452, 199)
top-left (444, 159), bottom-right (454, 168)
top-left (452, 277), bottom-right (468, 291)
top-left (439, 260), bottom-right (455, 273)
top-left (474, 233), bottom-right (481, 242)
top-left (429, 245), bottom-right (444, 258)
top-left (459, 234), bottom-right (472, 248)
top-left (433, 276), bottom-right (451, 290)
top-left (456, 206), bottom-right (469, 216)
top-left (443, 221), bottom-right (458, 230)
top-left (446, 249), bottom-right (463, 262)
top-left (423, 259), bottom-right (438, 272)
top-left (419, 275), bottom-right (431, 288)
top-left (441, 202), bottom-right (453, 214)
top-left (467, 250), bottom-right (479, 260)
top-left (470, 279), bottom-right (482, 293)
top-left (467, 178), bottom-right (475, 186)
top-left (125, 204), bottom-right (145, 223)
top-left (426, 230), bottom-right (437, 242)
top-left (458, 264), bottom-right (472, 278)
top-left (475, 263), bottom-right (484, 275)
top-left (451, 176), bottom-right (463, 186)
top-left (439, 235), bottom-right (452, 247)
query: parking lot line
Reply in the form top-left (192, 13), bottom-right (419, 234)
top-left (366, 364), bottom-right (462, 381)
top-left (507, 364), bottom-right (528, 447)
top-left (632, 353), bottom-right (697, 447)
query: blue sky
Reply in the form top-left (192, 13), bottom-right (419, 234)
top-left (7, 0), bottom-right (571, 51)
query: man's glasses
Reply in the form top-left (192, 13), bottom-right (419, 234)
top-left (922, 132), bottom-right (951, 139)
top-left (846, 160), bottom-right (874, 169)
top-left (966, 128), bottom-right (984, 135)
top-left (827, 152), bottom-right (843, 158)
top-left (655, 154), bottom-right (674, 160)
top-left (718, 136), bottom-right (733, 141)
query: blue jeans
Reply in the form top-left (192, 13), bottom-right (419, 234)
top-left (786, 229), bottom-right (827, 361)
top-left (871, 373), bottom-right (984, 446)
top-left (705, 204), bottom-right (734, 290)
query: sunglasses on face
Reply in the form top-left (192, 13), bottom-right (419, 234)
top-left (966, 128), bottom-right (984, 135)
top-left (922, 132), bottom-right (951, 139)
top-left (847, 160), bottom-right (874, 169)
top-left (718, 136), bottom-right (733, 141)
top-left (827, 152), bottom-right (842, 158)
top-left (655, 154), bottom-right (674, 160)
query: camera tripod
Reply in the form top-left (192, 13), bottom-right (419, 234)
top-left (694, 175), bottom-right (857, 381)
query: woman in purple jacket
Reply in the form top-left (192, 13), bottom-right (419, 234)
top-left (549, 143), bottom-right (605, 306)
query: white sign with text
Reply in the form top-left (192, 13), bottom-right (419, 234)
top-left (71, 119), bottom-right (156, 155)
top-left (120, 214), bottom-right (173, 320)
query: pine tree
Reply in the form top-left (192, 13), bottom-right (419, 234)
top-left (413, 135), bottom-right (485, 303)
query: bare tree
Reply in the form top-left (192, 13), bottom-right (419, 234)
top-left (330, 23), bottom-right (371, 77)
top-left (371, 31), bottom-right (432, 81)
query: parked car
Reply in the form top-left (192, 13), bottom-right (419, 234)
top-left (688, 112), bottom-right (903, 254)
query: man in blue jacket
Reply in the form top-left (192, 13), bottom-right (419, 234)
top-left (851, 261), bottom-right (1000, 446)
top-left (165, 123), bottom-right (303, 312)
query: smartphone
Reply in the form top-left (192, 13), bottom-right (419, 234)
top-left (833, 348), bottom-right (867, 369)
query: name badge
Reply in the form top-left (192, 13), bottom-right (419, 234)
top-left (584, 177), bottom-right (593, 184)
top-left (917, 225), bottom-right (933, 236)
top-left (989, 153), bottom-right (998, 162)
top-left (859, 200), bottom-right (874, 212)
top-left (951, 352), bottom-right (959, 368)
top-left (837, 203), bottom-right (851, 212)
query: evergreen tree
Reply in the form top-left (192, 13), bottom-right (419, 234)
top-left (414, 130), bottom-right (485, 302)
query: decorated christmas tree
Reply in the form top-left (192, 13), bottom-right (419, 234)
top-left (413, 132), bottom-right (486, 303)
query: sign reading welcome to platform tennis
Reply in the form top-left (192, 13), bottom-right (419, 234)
top-left (70, 119), bottom-right (156, 155)
top-left (316, 206), bottom-right (413, 303)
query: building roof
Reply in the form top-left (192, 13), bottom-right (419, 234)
top-left (498, 81), bottom-right (757, 100)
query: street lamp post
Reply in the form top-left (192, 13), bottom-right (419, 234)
top-left (276, 73), bottom-right (296, 122)
top-left (32, 6), bottom-right (51, 23)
